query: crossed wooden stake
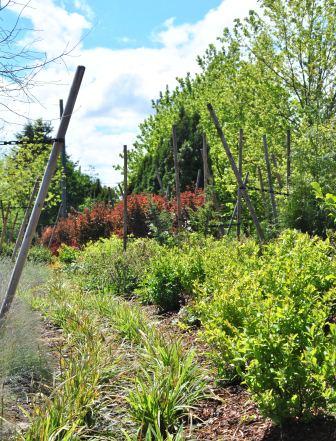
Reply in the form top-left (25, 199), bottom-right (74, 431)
top-left (207, 103), bottom-right (265, 243)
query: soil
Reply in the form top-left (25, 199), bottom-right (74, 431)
top-left (0, 316), bottom-right (63, 440)
top-left (148, 306), bottom-right (336, 441)
top-left (4, 300), bottom-right (336, 440)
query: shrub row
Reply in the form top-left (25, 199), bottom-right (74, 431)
top-left (63, 230), bottom-right (336, 424)
top-left (41, 191), bottom-right (205, 253)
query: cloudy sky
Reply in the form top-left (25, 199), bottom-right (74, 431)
top-left (2, 0), bottom-right (257, 186)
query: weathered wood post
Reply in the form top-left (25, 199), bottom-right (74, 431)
top-left (207, 104), bottom-right (264, 242)
top-left (0, 65), bottom-right (85, 324)
top-left (165, 183), bottom-right (170, 200)
top-left (0, 202), bottom-right (11, 252)
top-left (286, 129), bottom-right (291, 192)
top-left (123, 145), bottom-right (128, 253)
top-left (257, 166), bottom-right (268, 212)
top-left (155, 166), bottom-right (163, 194)
top-left (59, 99), bottom-right (68, 218)
top-left (48, 203), bottom-right (63, 249)
top-left (271, 153), bottom-right (283, 189)
top-left (227, 172), bottom-right (249, 236)
top-left (237, 129), bottom-right (243, 239)
top-left (8, 212), bottom-right (19, 245)
top-left (172, 125), bottom-right (182, 229)
top-left (263, 135), bottom-right (278, 225)
top-left (195, 169), bottom-right (201, 192)
top-left (12, 179), bottom-right (40, 261)
top-left (202, 134), bottom-right (209, 197)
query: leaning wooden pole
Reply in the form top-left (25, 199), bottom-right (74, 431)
top-left (59, 99), bottom-right (68, 218)
top-left (195, 169), bottom-right (201, 192)
top-left (207, 104), bottom-right (264, 242)
top-left (271, 153), bottom-right (283, 189)
top-left (123, 145), bottom-right (128, 253)
top-left (0, 66), bottom-right (85, 325)
top-left (227, 172), bottom-right (249, 236)
top-left (12, 179), bottom-right (40, 261)
top-left (257, 166), bottom-right (268, 212)
top-left (237, 129), bottom-right (243, 239)
top-left (48, 203), bottom-right (63, 249)
top-left (286, 129), bottom-right (291, 192)
top-left (263, 135), bottom-right (278, 225)
top-left (202, 134), bottom-right (209, 197)
top-left (172, 125), bottom-right (182, 230)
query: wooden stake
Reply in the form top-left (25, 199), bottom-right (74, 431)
top-left (257, 166), bottom-right (268, 212)
top-left (8, 211), bottom-right (19, 245)
top-left (48, 203), bottom-right (63, 249)
top-left (0, 65), bottom-right (85, 324)
top-left (271, 153), bottom-right (283, 189)
top-left (207, 103), bottom-right (264, 242)
top-left (172, 125), bottom-right (182, 229)
top-left (286, 129), bottom-right (291, 192)
top-left (263, 135), bottom-right (278, 225)
top-left (202, 134), bottom-right (209, 196)
top-left (12, 179), bottom-right (39, 261)
top-left (165, 183), bottom-right (170, 200)
top-left (227, 172), bottom-right (249, 236)
top-left (195, 169), bottom-right (201, 192)
top-left (59, 99), bottom-right (67, 218)
top-left (123, 145), bottom-right (128, 253)
top-left (155, 166), bottom-right (163, 194)
top-left (237, 129), bottom-right (243, 239)
top-left (0, 202), bottom-right (10, 252)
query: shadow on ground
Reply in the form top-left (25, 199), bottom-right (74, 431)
top-left (262, 415), bottom-right (336, 441)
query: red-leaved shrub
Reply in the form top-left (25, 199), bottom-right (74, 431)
top-left (41, 191), bottom-right (204, 253)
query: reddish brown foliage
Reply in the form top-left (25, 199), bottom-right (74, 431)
top-left (41, 191), bottom-right (204, 253)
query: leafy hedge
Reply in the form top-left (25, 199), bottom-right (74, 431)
top-left (41, 191), bottom-right (204, 253)
top-left (195, 230), bottom-right (336, 423)
top-left (58, 230), bottom-right (336, 424)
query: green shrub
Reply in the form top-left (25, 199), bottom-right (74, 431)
top-left (58, 243), bottom-right (79, 264)
top-left (75, 236), bottom-right (160, 296)
top-left (0, 242), bottom-right (14, 257)
top-left (194, 230), bottom-right (336, 422)
top-left (138, 242), bottom-right (205, 312)
top-left (138, 250), bottom-right (185, 311)
top-left (238, 290), bottom-right (336, 423)
top-left (28, 245), bottom-right (52, 263)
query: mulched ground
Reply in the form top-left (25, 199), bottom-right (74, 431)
top-left (149, 306), bottom-right (336, 441)
top-left (4, 300), bottom-right (336, 440)
top-left (193, 386), bottom-right (336, 441)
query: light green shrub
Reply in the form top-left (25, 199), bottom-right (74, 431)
top-left (58, 243), bottom-right (79, 264)
top-left (28, 245), bottom-right (52, 263)
top-left (75, 236), bottom-right (160, 296)
top-left (194, 230), bottom-right (336, 422)
top-left (138, 242), bottom-right (205, 312)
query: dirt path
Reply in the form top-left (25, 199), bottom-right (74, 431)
top-left (0, 306), bottom-right (63, 440)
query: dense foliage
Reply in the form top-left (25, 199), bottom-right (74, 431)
top-left (62, 230), bottom-right (336, 424)
top-left (128, 0), bottom-right (336, 237)
top-left (41, 191), bottom-right (205, 253)
top-left (0, 119), bottom-right (113, 253)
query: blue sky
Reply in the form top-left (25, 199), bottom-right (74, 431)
top-left (65, 0), bottom-right (223, 49)
top-left (4, 0), bottom-right (257, 185)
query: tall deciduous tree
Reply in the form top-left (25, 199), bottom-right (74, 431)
top-left (128, 0), bottom-right (336, 236)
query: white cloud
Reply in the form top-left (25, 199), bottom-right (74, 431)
top-left (4, 0), bottom-right (258, 186)
top-left (73, 0), bottom-right (94, 20)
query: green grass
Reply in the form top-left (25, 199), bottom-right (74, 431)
top-left (25, 272), bottom-right (207, 440)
